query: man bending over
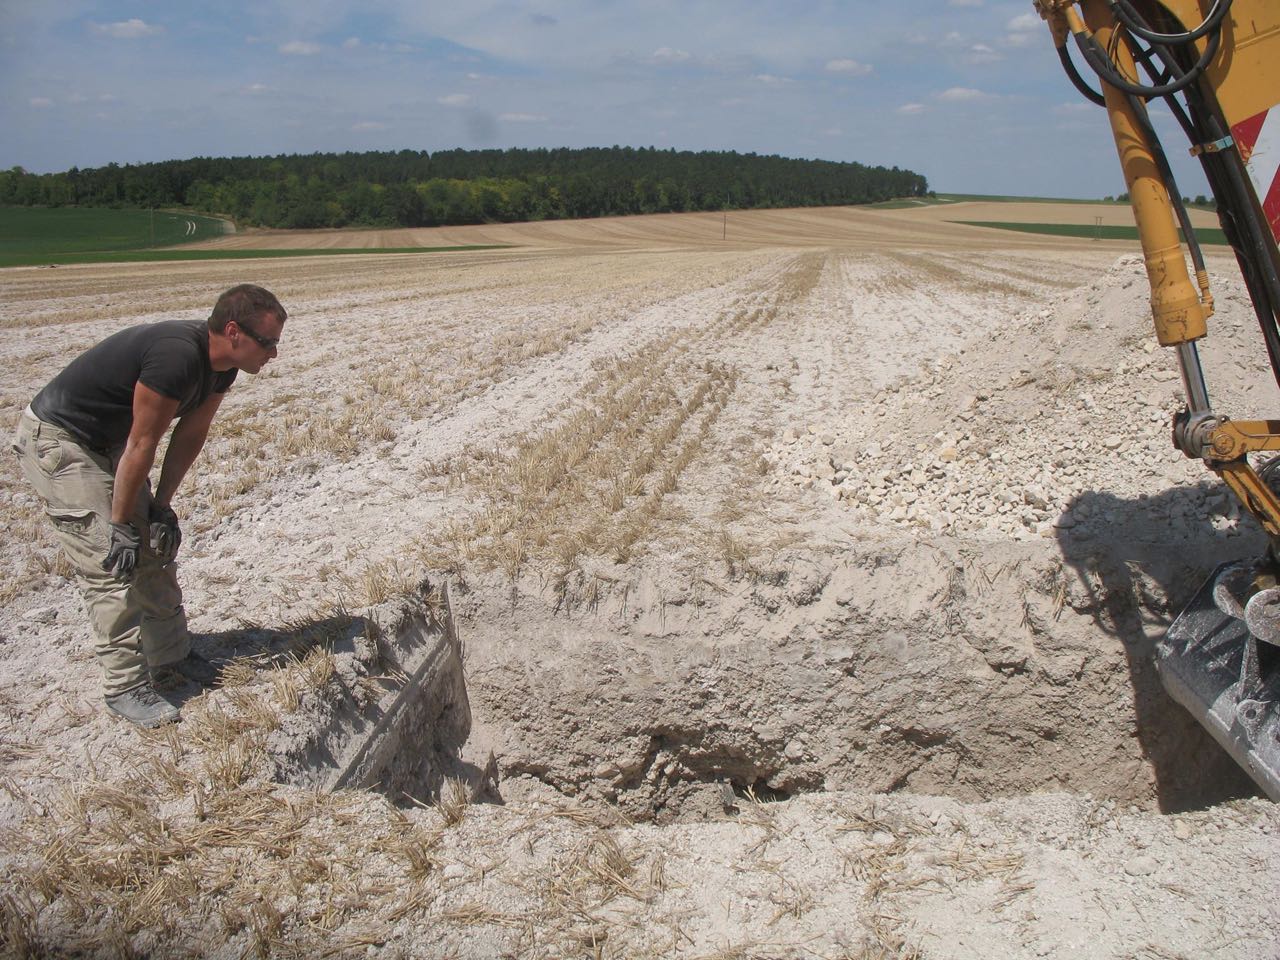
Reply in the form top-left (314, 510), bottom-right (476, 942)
top-left (12, 284), bottom-right (287, 728)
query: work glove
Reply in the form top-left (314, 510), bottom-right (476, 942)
top-left (102, 522), bottom-right (141, 580)
top-left (148, 502), bottom-right (182, 564)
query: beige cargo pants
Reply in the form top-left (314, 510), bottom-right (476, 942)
top-left (13, 409), bottom-right (190, 696)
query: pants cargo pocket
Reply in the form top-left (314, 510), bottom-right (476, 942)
top-left (45, 508), bottom-right (106, 576)
top-left (48, 508), bottom-right (97, 537)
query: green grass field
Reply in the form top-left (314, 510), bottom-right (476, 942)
top-left (934, 193), bottom-right (1114, 204)
top-left (0, 206), bottom-right (507, 266)
top-left (1, 206), bottom-right (230, 258)
top-left (955, 219), bottom-right (1229, 245)
top-left (0, 245), bottom-right (508, 268)
top-left (872, 193), bottom-right (1110, 209)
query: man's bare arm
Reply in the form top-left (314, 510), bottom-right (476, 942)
top-left (155, 390), bottom-right (225, 507)
top-left (112, 383), bottom-right (180, 525)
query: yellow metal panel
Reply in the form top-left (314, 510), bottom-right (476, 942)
top-left (1154, 0), bottom-right (1280, 124)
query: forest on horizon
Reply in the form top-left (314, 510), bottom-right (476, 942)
top-left (0, 147), bottom-right (930, 230)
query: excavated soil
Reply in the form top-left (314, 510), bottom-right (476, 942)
top-left (1, 204), bottom-right (1277, 958)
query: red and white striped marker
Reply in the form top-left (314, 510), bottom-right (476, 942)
top-left (1232, 107), bottom-right (1280, 248)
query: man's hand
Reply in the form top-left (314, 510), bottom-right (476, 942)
top-left (149, 502), bottom-right (182, 564)
top-left (102, 522), bottom-right (141, 580)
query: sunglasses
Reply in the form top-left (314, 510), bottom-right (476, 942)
top-left (234, 318), bottom-right (280, 350)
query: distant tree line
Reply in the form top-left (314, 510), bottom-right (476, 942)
top-left (0, 147), bottom-right (929, 229)
top-left (1105, 191), bottom-right (1216, 209)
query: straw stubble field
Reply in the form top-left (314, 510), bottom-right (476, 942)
top-left (0, 202), bottom-right (1277, 958)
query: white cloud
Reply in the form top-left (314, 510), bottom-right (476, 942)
top-left (279, 40), bottom-right (322, 55)
top-left (753, 73), bottom-right (794, 86)
top-left (949, 0), bottom-right (984, 6)
top-left (898, 103), bottom-right (926, 115)
top-left (342, 36), bottom-right (414, 54)
top-left (65, 91), bottom-right (116, 108)
top-left (1005, 11), bottom-right (1044, 47)
top-left (1053, 102), bottom-right (1094, 115)
top-left (1004, 32), bottom-right (1039, 48)
top-left (92, 19), bottom-right (163, 39)
top-left (242, 83), bottom-right (272, 95)
top-left (938, 86), bottom-right (987, 102)
top-left (965, 43), bottom-right (1002, 64)
top-left (438, 93), bottom-right (472, 106)
top-left (500, 112), bottom-right (547, 123)
top-left (821, 126), bottom-right (842, 136)
top-left (825, 58), bottom-right (872, 76)
top-left (29, 97), bottom-right (53, 108)
top-left (649, 46), bottom-right (691, 64)
top-left (352, 121), bottom-right (388, 131)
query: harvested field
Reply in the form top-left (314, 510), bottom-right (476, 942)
top-left (1, 205), bottom-right (1277, 958)
top-left (185, 200), bottom-right (1222, 253)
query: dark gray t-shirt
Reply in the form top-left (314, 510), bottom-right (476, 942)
top-left (31, 320), bottom-right (237, 453)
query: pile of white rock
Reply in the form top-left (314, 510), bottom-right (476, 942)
top-left (765, 259), bottom-right (1263, 544)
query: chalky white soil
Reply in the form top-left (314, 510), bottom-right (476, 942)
top-left (0, 204), bottom-right (1276, 959)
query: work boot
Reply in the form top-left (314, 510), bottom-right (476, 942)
top-left (105, 682), bottom-right (180, 728)
top-left (152, 651), bottom-right (220, 690)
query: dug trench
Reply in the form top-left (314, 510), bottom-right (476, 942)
top-left (272, 530), bottom-right (1260, 824)
top-left (263, 250), bottom-right (1268, 820)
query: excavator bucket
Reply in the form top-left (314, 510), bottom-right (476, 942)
top-left (1158, 563), bottom-right (1280, 800)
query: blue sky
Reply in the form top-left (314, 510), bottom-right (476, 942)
top-left (1, 0), bottom-right (1211, 199)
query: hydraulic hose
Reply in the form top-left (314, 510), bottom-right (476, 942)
top-left (1058, 45), bottom-right (1106, 107)
top-left (1204, 123), bottom-right (1280, 390)
top-left (1129, 43), bottom-right (1199, 142)
top-left (1110, 0), bottom-right (1231, 45)
top-left (1076, 22), bottom-right (1220, 99)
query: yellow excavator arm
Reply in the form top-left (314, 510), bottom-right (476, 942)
top-left (1035, 0), bottom-right (1280, 798)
